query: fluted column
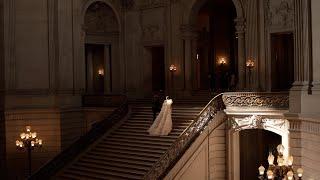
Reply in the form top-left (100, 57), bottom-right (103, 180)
top-left (235, 18), bottom-right (246, 90)
top-left (180, 24), bottom-right (198, 93)
top-left (292, 0), bottom-right (312, 91)
top-left (311, 0), bottom-right (320, 93)
top-left (289, 0), bottom-right (312, 113)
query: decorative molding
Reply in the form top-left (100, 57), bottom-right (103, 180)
top-left (265, 0), bottom-right (294, 30)
top-left (234, 18), bottom-right (246, 34)
top-left (180, 24), bottom-right (198, 40)
top-left (140, 0), bottom-right (169, 10)
top-left (230, 115), bottom-right (288, 132)
top-left (84, 1), bottom-right (118, 33)
top-left (5, 89), bottom-right (83, 96)
top-left (120, 0), bottom-right (135, 10)
top-left (288, 119), bottom-right (320, 135)
top-left (141, 24), bottom-right (162, 42)
top-left (222, 92), bottom-right (289, 109)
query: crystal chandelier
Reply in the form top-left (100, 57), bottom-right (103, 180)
top-left (258, 144), bottom-right (303, 180)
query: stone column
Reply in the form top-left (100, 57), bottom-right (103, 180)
top-left (311, 0), bottom-right (320, 93)
top-left (292, 0), bottom-right (312, 91)
top-left (289, 0), bottom-right (312, 113)
top-left (180, 25), bottom-right (198, 94)
top-left (104, 45), bottom-right (111, 94)
top-left (86, 49), bottom-right (93, 93)
top-left (235, 18), bottom-right (246, 90)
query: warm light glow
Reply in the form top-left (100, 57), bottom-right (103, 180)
top-left (196, 53), bottom-right (199, 60)
top-left (246, 59), bottom-right (255, 68)
top-left (169, 64), bottom-right (177, 72)
top-left (267, 152), bottom-right (274, 165)
top-left (20, 133), bottom-right (26, 139)
top-left (277, 144), bottom-right (285, 155)
top-left (218, 57), bottom-right (227, 65)
top-left (98, 69), bottom-right (104, 76)
top-left (297, 168), bottom-right (303, 177)
top-left (258, 144), bottom-right (301, 179)
top-left (277, 156), bottom-right (284, 166)
top-left (258, 165), bottom-right (265, 175)
top-left (31, 132), bottom-right (37, 139)
top-left (26, 126), bottom-right (31, 132)
top-left (287, 155), bottom-right (293, 166)
top-left (287, 171), bottom-right (294, 180)
top-left (267, 170), bottom-right (273, 179)
top-left (15, 126), bottom-right (43, 149)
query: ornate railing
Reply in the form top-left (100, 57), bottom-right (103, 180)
top-left (222, 92), bottom-right (289, 109)
top-left (143, 94), bottom-right (225, 180)
top-left (29, 95), bottom-right (128, 180)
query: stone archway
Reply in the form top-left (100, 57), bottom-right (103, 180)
top-left (181, 0), bottom-right (246, 92)
top-left (82, 1), bottom-right (123, 94)
top-left (227, 115), bottom-right (290, 180)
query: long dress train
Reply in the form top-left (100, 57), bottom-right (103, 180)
top-left (148, 98), bottom-right (173, 136)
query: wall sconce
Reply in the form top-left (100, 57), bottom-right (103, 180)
top-left (246, 59), bottom-right (255, 69)
top-left (98, 69), bottom-right (104, 76)
top-left (218, 57), bottom-right (227, 65)
top-left (169, 64), bottom-right (177, 72)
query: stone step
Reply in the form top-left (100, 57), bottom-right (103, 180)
top-left (55, 102), bottom-right (205, 179)
top-left (84, 153), bottom-right (155, 167)
top-left (66, 165), bottom-right (142, 180)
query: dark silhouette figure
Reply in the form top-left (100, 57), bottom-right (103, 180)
top-left (152, 92), bottom-right (162, 121)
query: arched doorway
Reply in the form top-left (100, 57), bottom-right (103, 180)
top-left (228, 115), bottom-right (290, 180)
top-left (194, 0), bottom-right (237, 92)
top-left (83, 1), bottom-right (120, 94)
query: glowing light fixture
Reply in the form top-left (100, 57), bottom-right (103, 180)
top-left (16, 126), bottom-right (43, 176)
top-left (258, 144), bottom-right (303, 180)
top-left (169, 64), bottom-right (177, 72)
top-left (98, 69), bottom-right (104, 76)
top-left (218, 57), bottom-right (227, 65)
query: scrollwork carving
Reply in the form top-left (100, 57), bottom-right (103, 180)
top-left (230, 115), bottom-right (287, 131)
top-left (222, 92), bottom-right (289, 109)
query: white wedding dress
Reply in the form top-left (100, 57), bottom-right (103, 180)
top-left (148, 97), bottom-right (173, 136)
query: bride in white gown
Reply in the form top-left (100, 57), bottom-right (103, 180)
top-left (148, 96), bottom-right (173, 136)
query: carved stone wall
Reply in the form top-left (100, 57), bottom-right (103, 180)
top-left (265, 0), bottom-right (294, 31)
top-left (84, 2), bottom-right (118, 33)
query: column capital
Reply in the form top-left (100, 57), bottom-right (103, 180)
top-left (180, 24), bottom-right (198, 40)
top-left (234, 18), bottom-right (246, 34)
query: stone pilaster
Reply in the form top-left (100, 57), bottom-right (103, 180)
top-left (180, 24), bottom-right (198, 94)
top-left (292, 0), bottom-right (312, 91)
top-left (311, 0), bottom-right (320, 93)
top-left (235, 18), bottom-right (246, 90)
top-left (289, 0), bottom-right (312, 113)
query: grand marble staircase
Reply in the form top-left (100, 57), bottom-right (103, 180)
top-left (55, 105), bottom-right (203, 179)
